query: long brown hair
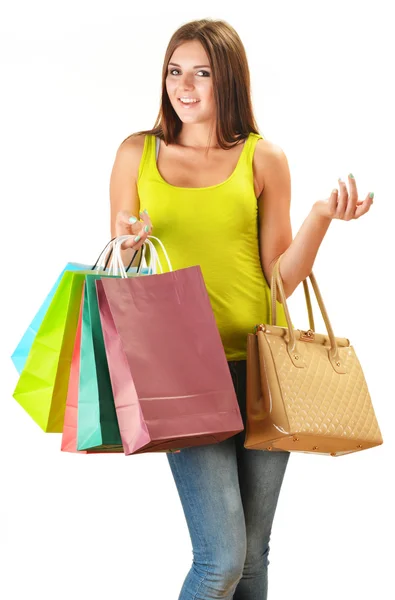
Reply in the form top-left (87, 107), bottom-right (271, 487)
top-left (121, 18), bottom-right (262, 154)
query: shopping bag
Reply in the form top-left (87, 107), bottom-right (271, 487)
top-left (11, 263), bottom-right (91, 374)
top-left (61, 287), bottom-right (87, 453)
top-left (11, 240), bottom-right (148, 374)
top-left (96, 240), bottom-right (244, 455)
top-left (76, 274), bottom-right (124, 452)
top-left (61, 287), bottom-right (124, 454)
top-left (12, 270), bottom-right (90, 432)
top-left (74, 241), bottom-right (156, 451)
top-left (63, 238), bottom-right (182, 454)
top-left (12, 241), bottom-right (149, 433)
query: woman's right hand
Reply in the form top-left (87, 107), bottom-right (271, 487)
top-left (114, 209), bottom-right (153, 251)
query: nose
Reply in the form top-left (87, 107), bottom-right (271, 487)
top-left (179, 72), bottom-right (195, 90)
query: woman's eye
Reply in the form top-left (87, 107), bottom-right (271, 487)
top-left (168, 69), bottom-right (210, 77)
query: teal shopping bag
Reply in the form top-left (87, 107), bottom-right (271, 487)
top-left (76, 274), bottom-right (128, 451)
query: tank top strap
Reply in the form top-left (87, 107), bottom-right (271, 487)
top-left (242, 132), bottom-right (264, 166)
top-left (138, 134), bottom-right (155, 184)
top-left (155, 135), bottom-right (160, 160)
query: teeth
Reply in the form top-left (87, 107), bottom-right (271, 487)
top-left (179, 98), bottom-right (199, 103)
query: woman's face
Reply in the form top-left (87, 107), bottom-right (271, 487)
top-left (166, 40), bottom-right (216, 124)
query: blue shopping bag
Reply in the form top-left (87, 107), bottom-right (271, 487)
top-left (11, 240), bottom-right (149, 374)
top-left (11, 263), bottom-right (92, 374)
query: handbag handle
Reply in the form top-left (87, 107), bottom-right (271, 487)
top-left (269, 254), bottom-right (344, 370)
top-left (271, 260), bottom-right (315, 331)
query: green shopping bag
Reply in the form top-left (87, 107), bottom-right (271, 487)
top-left (12, 270), bottom-right (92, 432)
top-left (12, 239), bottom-right (148, 433)
top-left (76, 274), bottom-right (124, 451)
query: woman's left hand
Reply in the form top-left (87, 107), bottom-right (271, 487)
top-left (313, 173), bottom-right (374, 221)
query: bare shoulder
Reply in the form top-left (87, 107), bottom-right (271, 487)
top-left (116, 133), bottom-right (148, 181)
top-left (255, 137), bottom-right (286, 162)
top-left (254, 137), bottom-right (288, 193)
top-left (121, 132), bottom-right (146, 152)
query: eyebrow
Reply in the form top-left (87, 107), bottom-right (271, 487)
top-left (168, 62), bottom-right (211, 69)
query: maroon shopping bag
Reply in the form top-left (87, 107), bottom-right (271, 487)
top-left (96, 265), bottom-right (244, 455)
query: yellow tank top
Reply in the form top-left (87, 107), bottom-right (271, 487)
top-left (137, 132), bottom-right (288, 361)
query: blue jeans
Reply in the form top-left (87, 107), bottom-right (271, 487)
top-left (166, 360), bottom-right (290, 600)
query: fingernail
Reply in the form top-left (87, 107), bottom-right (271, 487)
top-left (140, 209), bottom-right (148, 214)
top-left (129, 216), bottom-right (138, 224)
top-left (369, 192), bottom-right (374, 199)
top-left (349, 173), bottom-right (354, 179)
top-left (134, 235), bottom-right (141, 242)
top-left (144, 225), bottom-right (149, 233)
top-left (338, 177), bottom-right (343, 183)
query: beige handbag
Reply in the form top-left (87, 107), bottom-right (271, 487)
top-left (245, 254), bottom-right (383, 457)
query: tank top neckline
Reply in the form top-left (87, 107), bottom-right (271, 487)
top-left (151, 132), bottom-right (252, 191)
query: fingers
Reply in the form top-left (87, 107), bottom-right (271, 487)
top-left (126, 209), bottom-right (153, 236)
top-left (355, 193), bottom-right (374, 219)
top-left (336, 177), bottom-right (348, 218)
top-left (120, 208), bottom-right (153, 251)
top-left (125, 213), bottom-right (143, 235)
top-left (117, 210), bottom-right (134, 229)
top-left (131, 209), bottom-right (153, 251)
top-left (327, 189), bottom-right (339, 216)
top-left (120, 226), bottom-right (149, 251)
top-left (139, 209), bottom-right (153, 233)
top-left (343, 174), bottom-right (358, 220)
top-left (337, 174), bottom-right (357, 220)
top-left (117, 208), bottom-right (153, 233)
top-left (336, 174), bottom-right (369, 220)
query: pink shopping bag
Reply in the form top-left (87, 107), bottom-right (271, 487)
top-left (96, 265), bottom-right (244, 455)
top-left (60, 286), bottom-right (87, 453)
top-left (60, 282), bottom-right (125, 454)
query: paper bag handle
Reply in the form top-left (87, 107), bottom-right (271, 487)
top-left (92, 237), bottom-right (140, 273)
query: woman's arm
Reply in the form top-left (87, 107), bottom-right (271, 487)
top-left (109, 138), bottom-right (144, 268)
top-left (257, 142), bottom-right (332, 301)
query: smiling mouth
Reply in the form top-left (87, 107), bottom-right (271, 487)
top-left (177, 98), bottom-right (201, 107)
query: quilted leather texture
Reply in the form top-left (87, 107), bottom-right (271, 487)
top-left (265, 333), bottom-right (382, 442)
top-left (245, 331), bottom-right (383, 456)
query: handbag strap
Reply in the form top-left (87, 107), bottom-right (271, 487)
top-left (271, 257), bottom-right (315, 331)
top-left (269, 254), bottom-right (342, 366)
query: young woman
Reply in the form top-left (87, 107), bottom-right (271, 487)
top-left (109, 18), bottom-right (373, 600)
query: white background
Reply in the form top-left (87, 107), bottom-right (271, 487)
top-left (1, 1), bottom-right (394, 599)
